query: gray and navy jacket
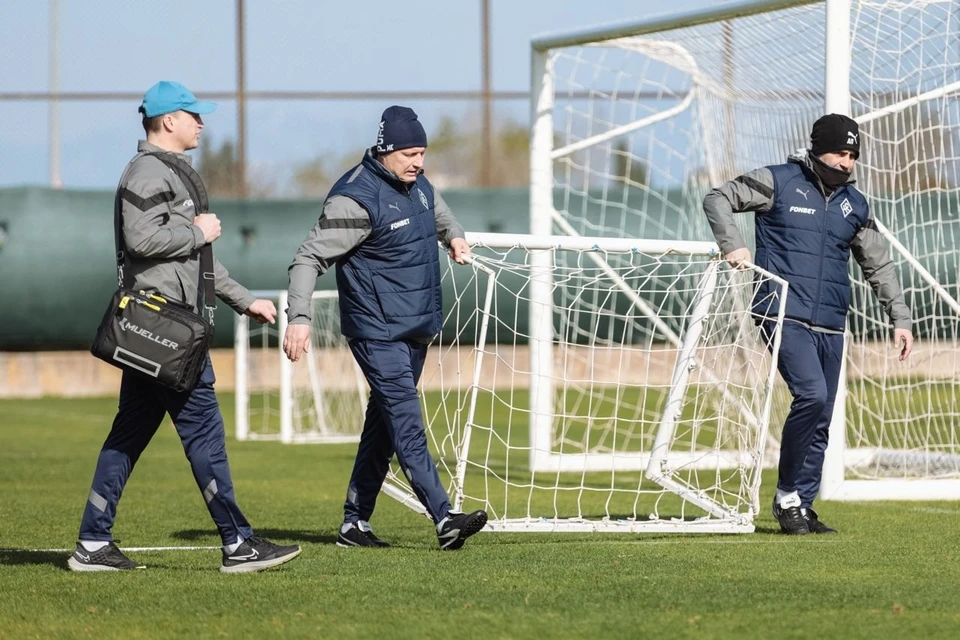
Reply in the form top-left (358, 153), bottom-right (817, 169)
top-left (703, 151), bottom-right (911, 332)
top-left (286, 148), bottom-right (465, 341)
top-left (116, 141), bottom-right (255, 315)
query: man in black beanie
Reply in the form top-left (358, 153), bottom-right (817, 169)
top-left (702, 113), bottom-right (913, 535)
top-left (283, 106), bottom-right (487, 550)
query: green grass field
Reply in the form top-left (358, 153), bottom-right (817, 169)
top-left (1, 394), bottom-right (958, 639)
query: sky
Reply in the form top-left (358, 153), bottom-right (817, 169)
top-left (0, 0), bottom-right (729, 190)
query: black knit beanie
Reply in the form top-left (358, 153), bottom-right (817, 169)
top-left (810, 113), bottom-right (860, 158)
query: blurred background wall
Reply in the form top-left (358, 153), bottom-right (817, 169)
top-left (0, 0), bottom-right (727, 353)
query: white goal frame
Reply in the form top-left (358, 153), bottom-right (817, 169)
top-left (817, 0), bottom-right (960, 501)
top-left (235, 289), bottom-right (366, 444)
top-left (378, 232), bottom-right (790, 533)
top-left (530, 0), bottom-right (960, 502)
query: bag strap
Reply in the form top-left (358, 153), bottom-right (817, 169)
top-left (112, 187), bottom-right (125, 288)
top-left (114, 150), bottom-right (217, 325)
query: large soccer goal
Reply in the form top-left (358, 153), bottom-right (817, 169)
top-left (235, 290), bottom-right (366, 444)
top-left (524, 0), bottom-right (960, 501)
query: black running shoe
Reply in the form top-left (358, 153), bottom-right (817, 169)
top-left (437, 510), bottom-right (488, 551)
top-left (337, 522), bottom-right (390, 548)
top-left (220, 536), bottom-right (301, 574)
top-left (805, 508), bottom-right (838, 534)
top-left (772, 499), bottom-right (809, 535)
top-left (67, 542), bottom-right (145, 572)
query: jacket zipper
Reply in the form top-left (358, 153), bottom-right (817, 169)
top-left (799, 158), bottom-right (854, 329)
top-left (812, 189), bottom-right (835, 326)
top-left (408, 183), bottom-right (441, 328)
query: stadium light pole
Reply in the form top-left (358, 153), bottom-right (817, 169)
top-left (236, 0), bottom-right (248, 198)
top-left (481, 0), bottom-right (492, 188)
top-left (49, 0), bottom-right (62, 190)
top-left (722, 19), bottom-right (735, 172)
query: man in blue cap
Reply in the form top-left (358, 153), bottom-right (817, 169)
top-left (69, 81), bottom-right (301, 573)
top-left (283, 106), bottom-right (488, 550)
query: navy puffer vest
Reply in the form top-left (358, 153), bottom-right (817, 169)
top-left (329, 150), bottom-right (443, 341)
top-left (753, 160), bottom-right (869, 330)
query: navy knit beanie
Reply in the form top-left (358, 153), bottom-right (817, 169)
top-left (376, 106), bottom-right (428, 154)
top-left (810, 113), bottom-right (860, 158)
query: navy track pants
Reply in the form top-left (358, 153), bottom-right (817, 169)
top-left (78, 358), bottom-right (254, 545)
top-left (764, 320), bottom-right (844, 508)
top-left (344, 339), bottom-right (451, 525)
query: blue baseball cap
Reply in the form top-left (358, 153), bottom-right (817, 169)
top-left (139, 81), bottom-right (216, 118)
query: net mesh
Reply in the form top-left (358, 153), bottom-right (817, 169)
top-left (236, 292), bottom-right (366, 443)
top-left (384, 246), bottom-right (785, 531)
top-left (845, 1), bottom-right (960, 478)
top-left (543, 0), bottom-right (960, 486)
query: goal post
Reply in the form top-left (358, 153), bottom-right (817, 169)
top-left (234, 289), bottom-right (367, 444)
top-left (529, 0), bottom-right (960, 503)
top-left (819, 0), bottom-right (960, 500)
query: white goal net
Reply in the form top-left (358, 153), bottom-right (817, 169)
top-left (529, 0), bottom-right (960, 501)
top-left (235, 290), bottom-right (366, 444)
top-left (382, 235), bottom-right (788, 533)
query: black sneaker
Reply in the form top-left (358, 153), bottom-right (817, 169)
top-left (220, 536), bottom-right (301, 574)
top-left (805, 508), bottom-right (838, 534)
top-left (337, 522), bottom-right (390, 548)
top-left (437, 510), bottom-right (488, 550)
top-left (773, 499), bottom-right (809, 535)
top-left (67, 542), bottom-right (145, 572)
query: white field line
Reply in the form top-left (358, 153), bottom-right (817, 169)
top-left (475, 534), bottom-right (839, 545)
top-left (2, 545), bottom-right (220, 553)
top-left (618, 537), bottom-right (839, 545)
top-left (910, 507), bottom-right (960, 516)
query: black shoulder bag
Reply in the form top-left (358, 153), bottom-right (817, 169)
top-left (91, 152), bottom-right (215, 392)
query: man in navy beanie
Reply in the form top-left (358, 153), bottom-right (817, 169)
top-left (702, 113), bottom-right (913, 535)
top-left (283, 106), bottom-right (487, 550)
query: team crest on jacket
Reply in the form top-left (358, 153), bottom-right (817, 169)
top-left (840, 197), bottom-right (853, 217)
top-left (418, 188), bottom-right (429, 209)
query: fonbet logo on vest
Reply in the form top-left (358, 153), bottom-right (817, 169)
top-left (789, 205), bottom-right (817, 215)
top-left (118, 317), bottom-right (179, 351)
top-left (390, 217), bottom-right (411, 231)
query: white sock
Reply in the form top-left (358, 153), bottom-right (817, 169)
top-left (357, 520), bottom-right (372, 533)
top-left (79, 540), bottom-right (109, 552)
top-left (223, 537), bottom-right (244, 554)
top-left (340, 522), bottom-right (355, 534)
top-left (775, 490), bottom-right (801, 508)
top-left (436, 516), bottom-right (449, 533)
